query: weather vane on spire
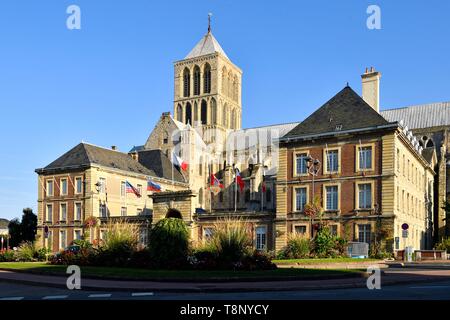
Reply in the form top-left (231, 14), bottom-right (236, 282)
top-left (208, 12), bottom-right (212, 33)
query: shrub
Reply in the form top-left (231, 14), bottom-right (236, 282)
top-left (210, 217), bottom-right (252, 265)
top-left (15, 241), bottom-right (37, 262)
top-left (148, 218), bottom-right (190, 269)
top-left (435, 238), bottom-right (450, 251)
top-left (0, 250), bottom-right (15, 262)
top-left (129, 248), bottom-right (152, 268)
top-left (190, 245), bottom-right (219, 270)
top-left (100, 221), bottom-right (139, 266)
top-left (240, 250), bottom-right (277, 271)
top-left (73, 239), bottom-right (93, 250)
top-left (278, 233), bottom-right (311, 259)
top-left (312, 227), bottom-right (336, 258)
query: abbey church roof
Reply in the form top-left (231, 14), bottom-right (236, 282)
top-left (185, 31), bottom-right (229, 60)
top-left (381, 102), bottom-right (450, 130)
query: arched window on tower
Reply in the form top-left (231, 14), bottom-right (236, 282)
top-left (199, 188), bottom-right (203, 206)
top-left (222, 103), bottom-right (227, 127)
top-left (204, 63), bottom-right (211, 93)
top-left (193, 66), bottom-right (200, 95)
top-left (201, 100), bottom-right (208, 125)
top-left (228, 71), bottom-right (233, 98)
top-left (183, 68), bottom-right (190, 97)
top-left (210, 98), bottom-right (217, 124)
top-left (426, 139), bottom-right (434, 148)
top-left (185, 102), bottom-right (192, 125)
top-left (222, 67), bottom-right (227, 95)
top-left (194, 101), bottom-right (198, 124)
top-left (231, 108), bottom-right (236, 129)
top-left (176, 104), bottom-right (183, 122)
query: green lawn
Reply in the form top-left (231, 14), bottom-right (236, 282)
top-left (273, 258), bottom-right (381, 265)
top-left (0, 262), bottom-right (364, 281)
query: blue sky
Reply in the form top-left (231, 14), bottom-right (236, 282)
top-left (0, 0), bottom-right (449, 220)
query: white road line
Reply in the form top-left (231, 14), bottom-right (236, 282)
top-left (0, 297), bottom-right (24, 300)
top-left (88, 294), bottom-right (112, 298)
top-left (410, 286), bottom-right (450, 289)
top-left (42, 295), bottom-right (68, 300)
top-left (131, 292), bottom-right (154, 297)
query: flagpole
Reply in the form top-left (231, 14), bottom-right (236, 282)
top-left (261, 167), bottom-right (263, 212)
top-left (209, 161), bottom-right (212, 213)
top-left (234, 166), bottom-right (237, 213)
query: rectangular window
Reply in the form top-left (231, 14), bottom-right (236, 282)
top-left (358, 183), bottom-right (372, 209)
top-left (326, 150), bottom-right (339, 173)
top-left (75, 177), bottom-right (83, 194)
top-left (397, 149), bottom-right (400, 171)
top-left (121, 207), bottom-right (127, 217)
top-left (74, 202), bottom-right (82, 221)
top-left (99, 177), bottom-right (106, 193)
top-left (203, 227), bottom-right (214, 242)
top-left (359, 146), bottom-right (372, 170)
top-left (46, 180), bottom-right (54, 196)
top-left (255, 226), bottom-right (267, 251)
top-left (46, 204), bottom-right (53, 222)
top-left (358, 224), bottom-right (371, 244)
top-left (59, 230), bottom-right (66, 249)
top-left (294, 225), bottom-right (307, 235)
top-left (61, 179), bottom-right (68, 195)
top-left (139, 229), bottom-right (148, 247)
top-left (295, 187), bottom-right (307, 212)
top-left (325, 186), bottom-right (338, 210)
top-left (330, 225), bottom-right (338, 236)
top-left (120, 181), bottom-right (126, 197)
top-left (296, 153), bottom-right (308, 175)
top-left (47, 231), bottom-right (53, 250)
top-left (100, 229), bottom-right (106, 241)
top-left (60, 203), bottom-right (67, 221)
top-left (99, 204), bottom-right (107, 218)
top-left (74, 230), bottom-right (82, 241)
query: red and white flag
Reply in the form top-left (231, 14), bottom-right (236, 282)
top-left (235, 168), bottom-right (245, 192)
top-left (172, 152), bottom-right (188, 171)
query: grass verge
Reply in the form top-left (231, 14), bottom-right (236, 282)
top-left (273, 258), bottom-right (382, 265)
top-left (0, 262), bottom-right (364, 282)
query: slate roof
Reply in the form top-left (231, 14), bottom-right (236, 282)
top-left (36, 143), bottom-right (187, 183)
top-left (185, 31), bottom-right (229, 60)
top-left (381, 102), bottom-right (450, 129)
top-left (136, 149), bottom-right (185, 183)
top-left (36, 143), bottom-right (155, 176)
top-left (283, 86), bottom-right (393, 139)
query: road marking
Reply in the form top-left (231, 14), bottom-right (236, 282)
top-left (0, 297), bottom-right (24, 300)
top-left (42, 295), bottom-right (68, 300)
top-left (131, 292), bottom-right (154, 297)
top-left (410, 286), bottom-right (450, 289)
top-left (88, 294), bottom-right (112, 298)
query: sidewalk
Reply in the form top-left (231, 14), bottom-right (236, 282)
top-left (0, 269), bottom-right (449, 292)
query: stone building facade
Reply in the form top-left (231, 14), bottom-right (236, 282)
top-left (36, 24), bottom-right (448, 253)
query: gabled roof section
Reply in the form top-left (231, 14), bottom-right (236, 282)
top-left (185, 31), bottom-right (229, 60)
top-left (284, 86), bottom-right (391, 139)
top-left (381, 102), bottom-right (450, 129)
top-left (36, 143), bottom-right (156, 176)
top-left (137, 149), bottom-right (186, 183)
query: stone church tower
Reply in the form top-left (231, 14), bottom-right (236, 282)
top-left (173, 22), bottom-right (242, 146)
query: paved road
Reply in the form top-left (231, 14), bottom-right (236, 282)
top-left (1, 279), bottom-right (450, 300)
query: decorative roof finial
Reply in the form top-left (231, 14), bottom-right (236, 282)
top-left (208, 12), bottom-right (212, 33)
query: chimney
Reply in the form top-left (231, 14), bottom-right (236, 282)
top-left (111, 145), bottom-right (117, 151)
top-left (361, 67), bottom-right (381, 113)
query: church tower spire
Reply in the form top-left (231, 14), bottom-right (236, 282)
top-left (173, 20), bottom-right (243, 139)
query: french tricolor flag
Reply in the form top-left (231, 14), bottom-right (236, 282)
top-left (172, 152), bottom-right (188, 171)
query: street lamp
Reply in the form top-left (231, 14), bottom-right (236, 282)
top-left (305, 156), bottom-right (321, 237)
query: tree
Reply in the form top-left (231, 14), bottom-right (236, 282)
top-left (442, 200), bottom-right (450, 237)
top-left (7, 208), bottom-right (37, 248)
top-left (8, 218), bottom-right (21, 248)
top-left (21, 208), bottom-right (37, 242)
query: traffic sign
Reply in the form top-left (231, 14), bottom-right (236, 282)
top-left (402, 229), bottom-right (409, 238)
top-left (401, 223), bottom-right (409, 230)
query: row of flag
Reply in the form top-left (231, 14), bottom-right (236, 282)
top-left (125, 179), bottom-right (162, 198)
top-left (209, 168), bottom-right (255, 193)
